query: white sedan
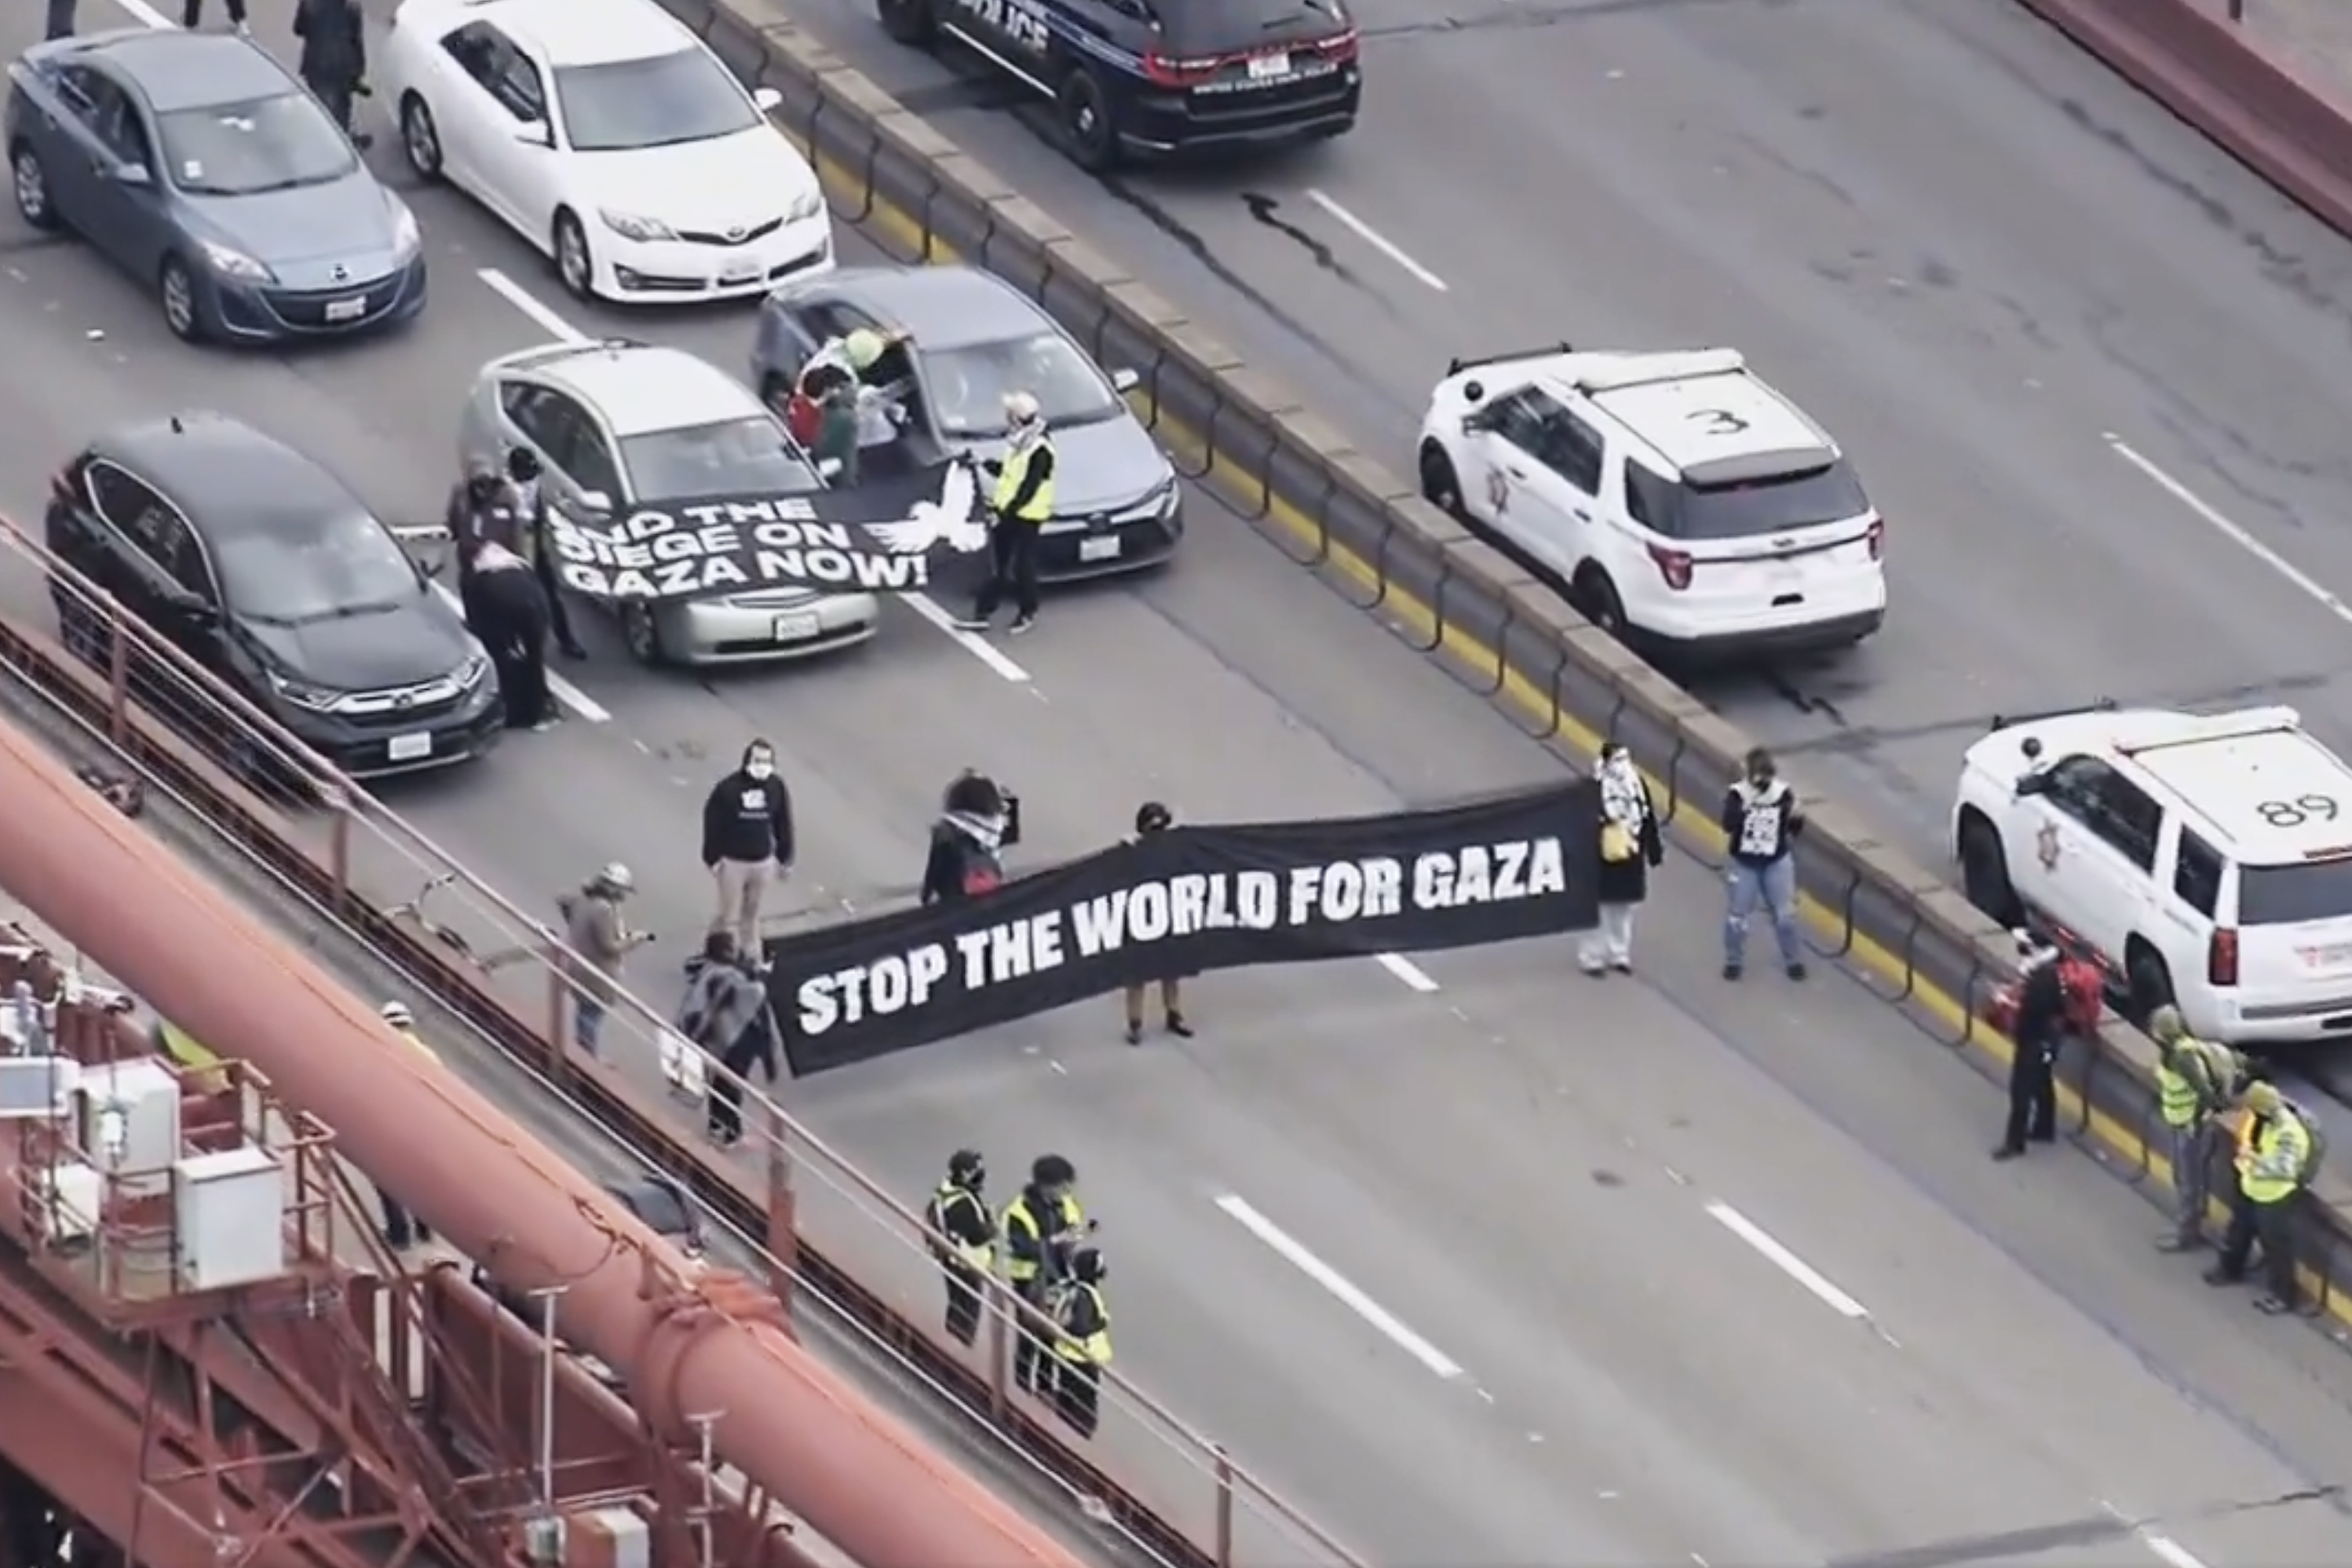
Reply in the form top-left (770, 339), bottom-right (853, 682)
top-left (378, 0), bottom-right (834, 304)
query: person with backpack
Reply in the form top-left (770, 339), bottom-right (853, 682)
top-left (2146, 1005), bottom-right (2247, 1253)
top-left (2206, 1080), bottom-right (2321, 1314)
top-left (678, 931), bottom-right (775, 1147)
top-left (922, 771), bottom-right (1017, 903)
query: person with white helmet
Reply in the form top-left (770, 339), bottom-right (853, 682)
top-left (558, 864), bottom-right (649, 1055)
top-left (789, 325), bottom-right (912, 457)
top-left (957, 390), bottom-right (1057, 636)
top-left (374, 1000), bottom-right (434, 1251)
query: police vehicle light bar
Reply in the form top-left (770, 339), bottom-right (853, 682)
top-left (1447, 343), bottom-right (1576, 376)
top-left (1987, 698), bottom-right (2118, 733)
top-left (2111, 704), bottom-right (2303, 757)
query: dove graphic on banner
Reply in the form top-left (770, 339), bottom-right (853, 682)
top-left (867, 459), bottom-right (987, 556)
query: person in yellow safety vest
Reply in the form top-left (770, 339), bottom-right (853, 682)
top-left (2204, 1080), bottom-right (2314, 1314)
top-left (1052, 1245), bottom-right (1112, 1438)
top-left (1001, 1152), bottom-right (1085, 1396)
top-left (374, 1000), bottom-right (435, 1252)
top-left (152, 1017), bottom-right (229, 1096)
top-left (923, 1149), bottom-right (995, 1347)
top-left (955, 391), bottom-right (1057, 638)
top-left (2147, 1006), bottom-right (2246, 1254)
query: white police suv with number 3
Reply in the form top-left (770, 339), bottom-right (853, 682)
top-left (1952, 702), bottom-right (2352, 1046)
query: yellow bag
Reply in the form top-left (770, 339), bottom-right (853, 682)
top-left (1601, 820), bottom-right (1636, 863)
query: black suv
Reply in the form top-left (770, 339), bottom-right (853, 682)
top-left (878, 0), bottom-right (1360, 170)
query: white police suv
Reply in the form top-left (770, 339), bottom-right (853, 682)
top-left (1417, 345), bottom-right (1886, 658)
top-left (1953, 703), bottom-right (2352, 1046)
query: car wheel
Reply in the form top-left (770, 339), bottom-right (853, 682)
top-left (1958, 815), bottom-right (2022, 928)
top-left (877, 0), bottom-right (936, 46)
top-left (1057, 70), bottom-right (1119, 172)
top-left (400, 95), bottom-right (444, 181)
top-left (11, 141), bottom-right (58, 232)
top-left (553, 210), bottom-right (595, 302)
top-left (158, 256), bottom-right (204, 343)
top-left (1418, 441), bottom-right (1464, 518)
top-left (619, 603), bottom-right (668, 666)
top-left (1572, 565), bottom-right (1627, 637)
top-left (2125, 943), bottom-right (2175, 1027)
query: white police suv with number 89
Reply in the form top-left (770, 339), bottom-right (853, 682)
top-left (1952, 701), bottom-right (2352, 1047)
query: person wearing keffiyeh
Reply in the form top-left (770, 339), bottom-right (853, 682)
top-left (1581, 743), bottom-right (1665, 975)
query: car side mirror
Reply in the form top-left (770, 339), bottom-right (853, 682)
top-left (515, 121), bottom-right (551, 148)
top-left (174, 596), bottom-right (218, 628)
top-left (575, 489), bottom-right (613, 516)
top-left (114, 162), bottom-right (152, 188)
top-left (752, 86), bottom-right (783, 113)
top-left (1110, 367), bottom-right (1141, 394)
top-left (2014, 773), bottom-right (2048, 800)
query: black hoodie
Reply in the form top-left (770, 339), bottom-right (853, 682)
top-left (701, 747), bottom-right (794, 867)
top-left (921, 772), bottom-right (1010, 903)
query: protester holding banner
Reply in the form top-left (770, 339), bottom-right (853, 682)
top-left (701, 740), bottom-right (795, 956)
top-left (677, 931), bottom-right (774, 1147)
top-left (1580, 744), bottom-right (1665, 977)
top-left (921, 771), bottom-right (1015, 903)
top-left (1123, 801), bottom-right (1194, 1045)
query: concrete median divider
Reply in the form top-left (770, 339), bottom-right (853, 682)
top-left (646, 0), bottom-right (2352, 1317)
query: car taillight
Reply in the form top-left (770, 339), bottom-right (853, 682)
top-left (1315, 28), bottom-right (1359, 62)
top-left (2209, 928), bottom-right (2239, 987)
top-left (1647, 543), bottom-right (1693, 590)
top-left (1143, 51), bottom-right (1223, 87)
top-left (1866, 518), bottom-right (1885, 560)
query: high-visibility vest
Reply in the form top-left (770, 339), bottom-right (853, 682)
top-left (2239, 1113), bottom-right (2311, 1204)
top-left (1001, 1194), bottom-right (1083, 1282)
top-left (153, 1018), bottom-right (227, 1095)
top-left (993, 439), bottom-right (1056, 523)
top-left (926, 1183), bottom-right (993, 1271)
top-left (1054, 1283), bottom-right (1112, 1366)
top-left (2155, 1039), bottom-right (2235, 1127)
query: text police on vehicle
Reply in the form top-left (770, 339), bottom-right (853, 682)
top-left (767, 780), bottom-right (1600, 1072)
top-left (874, 0), bottom-right (1363, 171)
top-left (1953, 703), bottom-right (2352, 1048)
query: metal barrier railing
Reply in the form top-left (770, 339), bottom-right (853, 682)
top-left (0, 519), bottom-right (1365, 1568)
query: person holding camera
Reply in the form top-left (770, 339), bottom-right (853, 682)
top-left (922, 771), bottom-right (1017, 903)
top-left (1123, 801), bottom-right (1193, 1045)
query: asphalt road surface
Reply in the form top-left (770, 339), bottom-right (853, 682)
top-left (11, 5), bottom-right (2352, 1566)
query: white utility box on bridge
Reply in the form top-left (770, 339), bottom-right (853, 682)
top-left (173, 1146), bottom-right (285, 1290)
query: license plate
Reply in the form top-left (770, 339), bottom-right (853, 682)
top-left (1247, 52), bottom-right (1291, 80)
top-left (387, 731), bottom-right (432, 762)
top-left (323, 295), bottom-right (368, 322)
top-left (773, 612), bottom-right (820, 642)
top-left (1079, 535), bottom-right (1123, 563)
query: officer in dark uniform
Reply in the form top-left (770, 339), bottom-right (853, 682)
top-left (1052, 1246), bottom-right (1112, 1437)
top-left (471, 545), bottom-right (557, 732)
top-left (1001, 1154), bottom-right (1085, 1395)
top-left (505, 448), bottom-right (588, 659)
top-left (923, 1149), bottom-right (995, 1346)
top-left (448, 459), bottom-right (520, 631)
top-left (1994, 930), bottom-right (2064, 1160)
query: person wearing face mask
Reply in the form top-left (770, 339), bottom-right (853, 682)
top-left (701, 740), bottom-right (794, 959)
top-left (1581, 744), bottom-right (1665, 976)
top-left (1721, 745), bottom-right (1806, 982)
top-left (922, 771), bottom-right (1016, 903)
top-left (955, 391), bottom-right (1056, 637)
top-left (504, 448), bottom-right (587, 660)
top-left (448, 458), bottom-right (522, 630)
top-left (1122, 801), bottom-right (1193, 1043)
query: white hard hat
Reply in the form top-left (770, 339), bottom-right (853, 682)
top-left (379, 1000), bottom-right (414, 1028)
top-left (1003, 390), bottom-right (1041, 427)
top-left (599, 861), bottom-right (634, 891)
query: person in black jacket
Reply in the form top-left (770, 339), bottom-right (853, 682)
top-left (1122, 801), bottom-right (1192, 1044)
top-left (921, 771), bottom-right (1013, 903)
top-left (505, 448), bottom-right (587, 659)
top-left (1994, 930), bottom-right (2065, 1160)
top-left (679, 931), bottom-right (776, 1146)
top-left (1580, 743), bottom-right (1666, 976)
top-left (471, 545), bottom-right (556, 732)
top-left (294, 0), bottom-right (369, 148)
top-left (702, 740), bottom-right (794, 957)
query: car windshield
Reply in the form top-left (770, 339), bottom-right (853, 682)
top-left (926, 334), bottom-right (1122, 437)
top-left (2239, 859), bottom-right (2352, 926)
top-left (620, 417), bottom-right (821, 499)
top-left (1169, 0), bottom-right (1344, 51)
top-left (1627, 458), bottom-right (1872, 542)
top-left (218, 514), bottom-right (421, 625)
top-left (156, 92), bottom-right (356, 197)
top-left (554, 50), bottom-right (759, 153)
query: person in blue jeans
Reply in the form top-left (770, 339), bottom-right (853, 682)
top-left (1722, 746), bottom-right (1807, 982)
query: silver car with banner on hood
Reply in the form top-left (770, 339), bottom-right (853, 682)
top-left (458, 339), bottom-right (879, 667)
top-left (751, 264), bottom-right (1183, 578)
top-left (7, 29), bottom-right (427, 345)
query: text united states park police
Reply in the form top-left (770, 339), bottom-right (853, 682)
top-left (794, 837), bottom-right (1569, 1032)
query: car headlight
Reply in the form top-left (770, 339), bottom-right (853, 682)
top-left (599, 210), bottom-right (678, 243)
top-left (267, 669), bottom-right (343, 711)
top-left (198, 239), bottom-right (272, 283)
top-left (787, 188), bottom-right (825, 223)
top-left (454, 651), bottom-right (488, 690)
top-left (387, 197), bottom-right (421, 258)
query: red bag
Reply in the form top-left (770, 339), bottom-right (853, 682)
top-left (962, 865), bottom-right (1001, 896)
top-left (785, 393), bottom-right (821, 448)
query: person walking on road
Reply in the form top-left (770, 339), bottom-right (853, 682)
top-left (2148, 1005), bottom-right (2245, 1252)
top-left (183, 0), bottom-right (249, 31)
top-left (924, 1149), bottom-right (996, 1347)
top-left (678, 931), bottom-right (774, 1147)
top-left (559, 863), bottom-right (644, 1055)
top-left (294, 0), bottom-right (370, 149)
top-left (1721, 746), bottom-right (1805, 982)
top-left (2205, 1080), bottom-right (2319, 1314)
top-left (955, 391), bottom-right (1057, 637)
top-left (701, 740), bottom-right (794, 959)
top-left (1581, 742), bottom-right (1665, 977)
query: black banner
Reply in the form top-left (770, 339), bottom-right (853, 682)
top-left (546, 460), bottom-right (987, 600)
top-left (767, 781), bottom-right (1599, 1076)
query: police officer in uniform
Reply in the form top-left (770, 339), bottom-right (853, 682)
top-left (924, 1149), bottom-right (995, 1346)
top-left (1001, 1154), bottom-right (1085, 1394)
top-left (957, 391), bottom-right (1057, 637)
top-left (505, 448), bottom-right (587, 659)
top-left (2148, 1005), bottom-right (2245, 1252)
top-left (1993, 930), bottom-right (2064, 1161)
top-left (1052, 1246), bottom-right (1113, 1437)
top-left (471, 544), bottom-right (558, 731)
top-left (448, 459), bottom-right (519, 632)
top-left (2206, 1080), bottom-right (2317, 1314)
